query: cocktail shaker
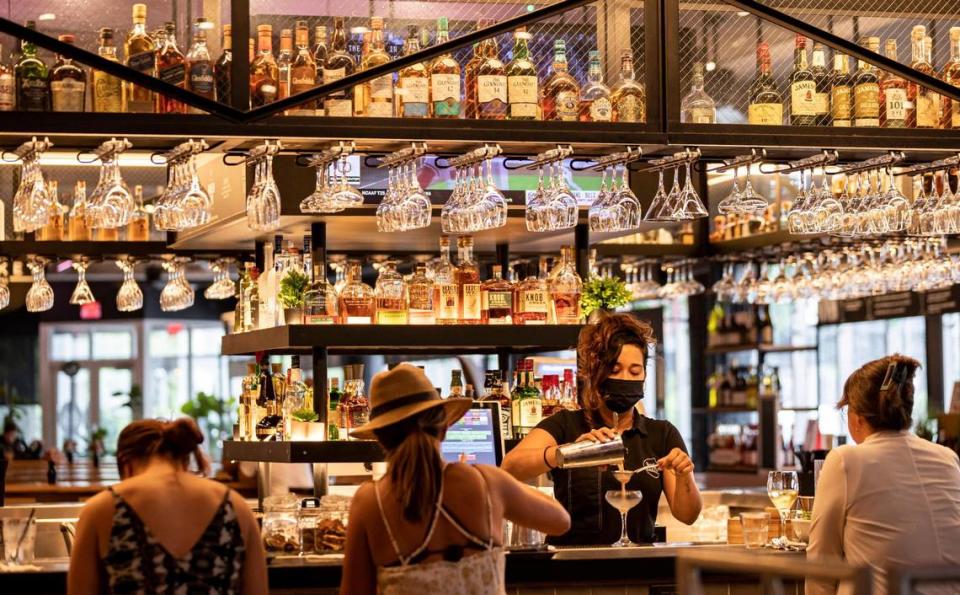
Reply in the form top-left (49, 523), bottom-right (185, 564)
top-left (555, 435), bottom-right (625, 469)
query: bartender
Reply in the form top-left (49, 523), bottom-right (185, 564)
top-left (502, 312), bottom-right (702, 545)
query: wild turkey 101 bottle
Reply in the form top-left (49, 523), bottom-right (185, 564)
top-left (880, 39), bottom-right (908, 128)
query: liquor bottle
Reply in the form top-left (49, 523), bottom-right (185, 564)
top-left (481, 264), bottom-right (513, 324)
top-left (68, 181), bottom-right (90, 241)
top-left (513, 360), bottom-right (543, 436)
top-left (680, 61), bottom-right (715, 123)
top-left (255, 358), bottom-right (281, 440)
top-left (580, 50), bottom-right (611, 122)
top-left (156, 22), bottom-right (187, 113)
top-left (560, 368), bottom-right (578, 410)
top-left (550, 246), bottom-right (582, 324)
top-left (324, 17), bottom-right (355, 117)
top-left (277, 28), bottom-right (294, 101)
top-left (258, 236), bottom-right (280, 328)
top-left (450, 370), bottom-right (464, 398)
top-left (182, 19), bottom-right (215, 113)
top-left (880, 39), bottom-right (908, 128)
top-left (748, 42), bottom-right (782, 125)
top-left (542, 40), bottom-right (579, 121)
top-left (853, 37), bottom-right (880, 127)
top-left (0, 43), bottom-right (14, 110)
top-left (611, 49), bottom-right (645, 123)
top-left (288, 21), bottom-right (317, 115)
top-left (343, 364), bottom-right (370, 439)
top-left (304, 261), bottom-right (339, 324)
top-left (358, 17), bottom-right (393, 118)
top-left (238, 363), bottom-right (258, 440)
top-left (908, 27), bottom-right (938, 128)
top-left (944, 27), bottom-right (960, 129)
top-left (233, 266), bottom-right (246, 333)
top-left (327, 377), bottom-right (342, 440)
top-left (339, 262), bottom-right (375, 324)
top-left (811, 43), bottom-right (831, 125)
top-left (507, 29), bottom-right (538, 120)
top-left (15, 21), bottom-right (49, 112)
top-left (514, 264), bottom-right (548, 325)
top-left (37, 181), bottom-right (64, 241)
top-left (271, 362), bottom-right (287, 411)
top-left (831, 53), bottom-right (853, 127)
top-left (542, 374), bottom-right (561, 418)
top-left (126, 185), bottom-right (150, 241)
top-left (50, 35), bottom-right (86, 112)
top-left (456, 236), bottom-right (482, 324)
top-left (374, 261), bottom-right (409, 324)
top-left (397, 26), bottom-right (429, 118)
top-left (435, 236), bottom-right (459, 324)
top-left (250, 24), bottom-right (279, 107)
top-left (408, 263), bottom-right (436, 324)
top-left (283, 356), bottom-right (308, 439)
top-left (484, 371), bottom-right (512, 438)
top-left (214, 25), bottom-right (232, 104)
top-left (429, 17), bottom-right (460, 118)
top-left (312, 26), bottom-right (328, 71)
top-left (463, 21), bottom-right (490, 119)
top-left (789, 35), bottom-right (817, 126)
top-left (477, 32), bottom-right (507, 120)
top-left (243, 264), bottom-right (260, 331)
top-left (124, 4), bottom-right (156, 113)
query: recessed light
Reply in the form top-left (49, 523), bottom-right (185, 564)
top-left (38, 13), bottom-right (56, 21)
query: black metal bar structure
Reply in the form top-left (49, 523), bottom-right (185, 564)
top-left (230, 0), bottom-right (251, 111)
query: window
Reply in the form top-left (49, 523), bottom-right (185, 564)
top-left (92, 331), bottom-right (134, 360)
top-left (944, 313), bottom-right (960, 409)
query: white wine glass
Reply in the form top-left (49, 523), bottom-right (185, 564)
top-left (767, 470), bottom-right (799, 547)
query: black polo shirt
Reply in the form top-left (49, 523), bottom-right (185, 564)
top-left (535, 409), bottom-right (688, 545)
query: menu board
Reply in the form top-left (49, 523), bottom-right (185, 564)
top-left (820, 287), bottom-right (960, 325)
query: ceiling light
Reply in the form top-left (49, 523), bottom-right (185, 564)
top-left (705, 61), bottom-right (717, 72)
top-left (38, 13), bottom-right (56, 21)
top-left (737, 11), bottom-right (749, 16)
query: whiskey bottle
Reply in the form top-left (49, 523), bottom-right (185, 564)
top-left (344, 364), bottom-right (370, 439)
top-left (375, 261), bottom-right (409, 324)
top-left (880, 39), bottom-right (907, 128)
top-left (214, 25), bottom-right (232, 104)
top-left (449, 370), bottom-right (464, 398)
top-left (790, 35), bottom-right (817, 126)
top-left (542, 40), bottom-right (579, 121)
top-left (550, 246), bottom-right (582, 324)
top-left (943, 27), bottom-right (960, 129)
top-left (250, 24), bottom-right (279, 107)
top-left (304, 262), bottom-right (339, 324)
top-left (277, 28), bottom-right (294, 101)
top-left (481, 264), bottom-right (513, 324)
top-left (430, 17), bottom-right (460, 118)
top-left (463, 21), bottom-right (490, 119)
top-left (312, 26), bottom-right (328, 71)
top-left (483, 371), bottom-right (513, 439)
top-left (611, 49), bottom-right (645, 123)
top-left (456, 236), bottom-right (482, 324)
top-left (271, 362), bottom-right (287, 436)
top-left (476, 33), bottom-right (507, 119)
top-left (811, 43), bottom-right (831, 125)
top-left (238, 363), bottom-right (258, 440)
top-left (186, 18), bottom-right (215, 109)
top-left (156, 22), bottom-right (187, 113)
top-left (124, 4), bottom-right (156, 113)
top-left (50, 35), bottom-right (86, 112)
top-left (255, 357), bottom-right (281, 440)
top-left (68, 181), bottom-right (90, 241)
top-left (507, 29), bottom-right (538, 120)
top-left (512, 359), bottom-right (543, 435)
top-left (435, 235), bottom-right (459, 324)
top-left (324, 17), bottom-right (355, 117)
top-left (680, 61), bottom-right (715, 123)
top-left (748, 42), bottom-right (782, 125)
top-left (514, 264), bottom-right (548, 325)
top-left (408, 263), bottom-right (436, 324)
top-left (287, 21), bottom-right (317, 115)
top-left (853, 37), bottom-right (880, 127)
top-left (908, 27), bottom-right (938, 128)
top-left (398, 27), bottom-right (429, 118)
top-left (126, 185), bottom-right (150, 241)
top-left (0, 43), bottom-right (14, 111)
top-left (339, 262), bottom-right (375, 324)
top-left (15, 21), bottom-right (49, 112)
top-left (831, 53), bottom-right (852, 127)
top-left (359, 17), bottom-right (393, 118)
top-left (580, 50), bottom-right (612, 122)
top-left (283, 356), bottom-right (308, 439)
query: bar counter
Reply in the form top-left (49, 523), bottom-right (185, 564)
top-left (0, 543), bottom-right (803, 595)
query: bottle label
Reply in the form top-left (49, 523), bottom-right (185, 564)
top-left (189, 62), bottom-right (215, 96)
top-left (690, 106), bottom-right (714, 124)
top-left (370, 74), bottom-right (393, 99)
top-left (367, 100), bottom-right (393, 118)
top-left (478, 74), bottom-right (507, 104)
top-left (291, 73), bottom-right (316, 96)
top-left (0, 73), bottom-right (15, 110)
top-left (508, 75), bottom-right (537, 118)
top-left (589, 96), bottom-right (613, 121)
top-left (520, 290), bottom-right (548, 313)
top-left (438, 284), bottom-right (459, 320)
top-left (832, 85), bottom-right (851, 121)
top-left (953, 100), bottom-right (960, 128)
top-left (518, 398), bottom-right (543, 429)
top-left (854, 82), bottom-right (879, 125)
top-left (409, 285), bottom-right (433, 311)
top-left (790, 80), bottom-right (817, 116)
top-left (483, 291), bottom-right (513, 311)
top-left (19, 78), bottom-right (49, 111)
top-left (304, 313), bottom-right (335, 324)
top-left (159, 63), bottom-right (187, 86)
top-left (462, 284), bottom-right (482, 321)
top-left (916, 92), bottom-right (939, 127)
top-left (323, 66), bottom-right (347, 98)
top-left (884, 88), bottom-right (907, 122)
top-left (615, 94), bottom-right (642, 122)
top-left (325, 98), bottom-right (352, 117)
top-left (51, 79), bottom-right (85, 111)
top-left (554, 294), bottom-right (581, 323)
top-left (377, 311), bottom-right (408, 325)
top-left (431, 73), bottom-right (460, 117)
top-left (748, 103), bottom-right (783, 125)
top-left (128, 50), bottom-right (156, 73)
top-left (550, 90), bottom-right (576, 121)
top-left (400, 77), bottom-right (429, 117)
top-left (814, 92), bottom-right (830, 116)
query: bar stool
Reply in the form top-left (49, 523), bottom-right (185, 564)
top-left (888, 564), bottom-right (960, 595)
top-left (676, 549), bottom-right (872, 595)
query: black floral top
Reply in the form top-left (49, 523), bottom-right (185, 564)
top-left (103, 486), bottom-right (245, 594)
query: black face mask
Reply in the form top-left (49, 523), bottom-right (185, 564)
top-left (600, 378), bottom-right (645, 414)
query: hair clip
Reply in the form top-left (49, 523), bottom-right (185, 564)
top-left (880, 361), bottom-right (909, 392)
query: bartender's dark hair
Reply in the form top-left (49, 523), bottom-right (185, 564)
top-left (116, 418), bottom-right (210, 478)
top-left (578, 311), bottom-right (655, 422)
top-left (373, 406), bottom-right (447, 523)
top-left (839, 354), bottom-right (921, 431)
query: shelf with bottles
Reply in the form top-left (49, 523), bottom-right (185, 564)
top-left (705, 364), bottom-right (781, 411)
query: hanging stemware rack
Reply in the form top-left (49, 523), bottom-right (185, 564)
top-left (447, 144), bottom-right (502, 169)
top-left (635, 147), bottom-right (702, 174)
top-left (832, 151), bottom-right (905, 176)
top-left (522, 145), bottom-right (574, 170)
top-left (376, 142), bottom-right (428, 169)
top-left (708, 148), bottom-right (767, 174)
top-left (81, 137), bottom-right (133, 164)
top-left (155, 138), bottom-right (210, 164)
top-left (3, 136), bottom-right (54, 162)
top-left (588, 146), bottom-right (645, 172)
top-left (759, 150), bottom-right (838, 175)
top-left (894, 153), bottom-right (960, 177)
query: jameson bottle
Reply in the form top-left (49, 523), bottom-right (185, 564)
top-left (789, 35), bottom-right (817, 126)
top-left (429, 17), bottom-right (461, 118)
top-left (507, 29), bottom-right (538, 120)
top-left (50, 35), bottom-right (87, 112)
top-left (214, 25), bottom-right (232, 104)
top-left (811, 43), bottom-right (831, 125)
top-left (830, 53), bottom-right (852, 127)
top-left (853, 37), bottom-right (880, 127)
top-left (124, 4), bottom-right (156, 113)
top-left (15, 21), bottom-right (49, 112)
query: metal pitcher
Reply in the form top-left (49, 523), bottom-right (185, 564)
top-left (555, 435), bottom-right (626, 469)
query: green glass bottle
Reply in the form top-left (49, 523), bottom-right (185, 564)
top-left (15, 21), bottom-right (50, 111)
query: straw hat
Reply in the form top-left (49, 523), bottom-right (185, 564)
top-left (349, 363), bottom-right (473, 440)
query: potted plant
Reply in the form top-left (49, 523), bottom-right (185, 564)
top-left (289, 408), bottom-right (322, 441)
top-left (279, 268), bottom-right (310, 325)
top-left (87, 426), bottom-right (108, 468)
top-left (580, 276), bottom-right (633, 322)
top-left (181, 391), bottom-right (236, 462)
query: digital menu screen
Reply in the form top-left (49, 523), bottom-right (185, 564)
top-left (441, 407), bottom-right (500, 466)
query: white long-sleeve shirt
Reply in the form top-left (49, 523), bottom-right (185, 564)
top-left (806, 431), bottom-right (960, 595)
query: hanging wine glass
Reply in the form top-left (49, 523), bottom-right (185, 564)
top-left (70, 258), bottom-right (96, 306)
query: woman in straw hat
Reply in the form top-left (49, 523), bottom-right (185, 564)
top-left (340, 363), bottom-right (570, 595)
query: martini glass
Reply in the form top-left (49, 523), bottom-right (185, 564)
top-left (605, 484), bottom-right (642, 547)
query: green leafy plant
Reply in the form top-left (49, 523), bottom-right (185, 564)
top-left (580, 276), bottom-right (633, 317)
top-left (278, 269), bottom-right (310, 309)
top-left (87, 426), bottom-right (108, 452)
top-left (291, 409), bottom-right (319, 423)
top-left (182, 391), bottom-right (237, 456)
top-left (915, 415), bottom-right (937, 442)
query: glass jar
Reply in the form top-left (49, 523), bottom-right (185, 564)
top-left (299, 497), bottom-right (349, 554)
top-left (261, 494), bottom-right (301, 554)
